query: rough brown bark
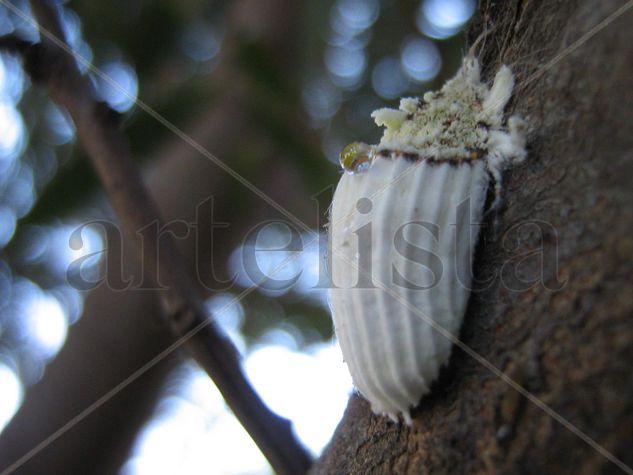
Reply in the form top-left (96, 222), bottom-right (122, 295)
top-left (313, 1), bottom-right (633, 474)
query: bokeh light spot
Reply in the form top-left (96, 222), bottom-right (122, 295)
top-left (0, 363), bottom-right (23, 433)
top-left (416, 0), bottom-right (475, 39)
top-left (0, 205), bottom-right (17, 247)
top-left (95, 61), bottom-right (138, 113)
top-left (302, 76), bottom-right (342, 122)
top-left (332, 0), bottom-right (379, 35)
top-left (371, 56), bottom-right (407, 99)
top-left (24, 292), bottom-right (68, 360)
top-left (0, 102), bottom-right (26, 165)
top-left (181, 21), bottom-right (222, 63)
top-left (400, 36), bottom-right (442, 82)
top-left (325, 45), bottom-right (367, 89)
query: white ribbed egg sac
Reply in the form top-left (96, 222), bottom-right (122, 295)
top-left (328, 154), bottom-right (490, 424)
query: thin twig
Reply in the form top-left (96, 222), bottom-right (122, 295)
top-left (0, 35), bottom-right (32, 53)
top-left (0, 1), bottom-right (312, 474)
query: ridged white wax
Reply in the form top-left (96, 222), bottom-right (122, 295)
top-left (328, 57), bottom-right (526, 423)
top-left (328, 157), bottom-right (489, 423)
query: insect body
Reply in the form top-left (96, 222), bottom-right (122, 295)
top-left (328, 57), bottom-right (526, 423)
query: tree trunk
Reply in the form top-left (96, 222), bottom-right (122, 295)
top-left (312, 1), bottom-right (633, 473)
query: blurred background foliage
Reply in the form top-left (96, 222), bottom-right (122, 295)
top-left (0, 0), bottom-right (473, 473)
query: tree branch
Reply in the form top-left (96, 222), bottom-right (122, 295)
top-left (0, 1), bottom-right (312, 473)
top-left (312, 1), bottom-right (633, 473)
top-left (0, 35), bottom-right (32, 54)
